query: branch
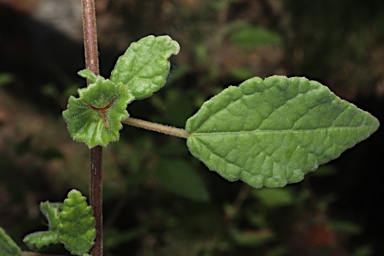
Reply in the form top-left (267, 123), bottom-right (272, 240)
top-left (122, 117), bottom-right (188, 139)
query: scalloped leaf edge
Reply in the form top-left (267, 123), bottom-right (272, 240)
top-left (58, 189), bottom-right (96, 255)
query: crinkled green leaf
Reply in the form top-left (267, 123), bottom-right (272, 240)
top-left (0, 227), bottom-right (22, 256)
top-left (186, 76), bottom-right (379, 188)
top-left (156, 160), bottom-right (210, 202)
top-left (23, 231), bottom-right (60, 250)
top-left (58, 189), bottom-right (96, 256)
top-left (40, 201), bottom-right (63, 230)
top-left (110, 35), bottom-right (180, 100)
top-left (23, 202), bottom-right (63, 249)
top-left (63, 75), bottom-right (134, 148)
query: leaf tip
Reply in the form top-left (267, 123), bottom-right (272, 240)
top-left (78, 69), bottom-right (98, 83)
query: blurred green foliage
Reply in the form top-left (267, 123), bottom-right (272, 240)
top-left (0, 0), bottom-right (383, 255)
top-left (156, 160), bottom-right (210, 202)
top-left (0, 73), bottom-right (15, 87)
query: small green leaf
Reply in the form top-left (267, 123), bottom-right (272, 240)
top-left (23, 202), bottom-right (63, 249)
top-left (0, 227), bottom-right (22, 256)
top-left (40, 202), bottom-right (63, 230)
top-left (78, 69), bottom-right (97, 83)
top-left (23, 231), bottom-right (60, 250)
top-left (63, 75), bottom-right (134, 148)
top-left (110, 35), bottom-right (180, 100)
top-left (186, 76), bottom-right (379, 188)
top-left (58, 189), bottom-right (96, 256)
top-left (156, 160), bottom-right (210, 202)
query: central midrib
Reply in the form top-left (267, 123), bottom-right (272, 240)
top-left (189, 125), bottom-right (371, 137)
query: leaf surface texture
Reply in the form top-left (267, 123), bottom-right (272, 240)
top-left (58, 189), bottom-right (95, 255)
top-left (186, 76), bottom-right (379, 188)
top-left (110, 35), bottom-right (180, 100)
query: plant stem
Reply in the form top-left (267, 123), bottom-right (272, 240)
top-left (82, 0), bottom-right (99, 76)
top-left (122, 117), bottom-right (189, 139)
top-left (81, 0), bottom-right (103, 255)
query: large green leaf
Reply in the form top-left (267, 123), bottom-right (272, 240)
top-left (186, 76), bottom-right (379, 188)
top-left (110, 35), bottom-right (180, 100)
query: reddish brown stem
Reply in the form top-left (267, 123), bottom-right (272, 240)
top-left (81, 0), bottom-right (103, 255)
top-left (82, 0), bottom-right (99, 77)
top-left (89, 145), bottom-right (103, 256)
top-left (85, 96), bottom-right (118, 129)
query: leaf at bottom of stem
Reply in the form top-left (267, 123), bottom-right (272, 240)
top-left (58, 189), bottom-right (96, 256)
top-left (23, 231), bottom-right (60, 250)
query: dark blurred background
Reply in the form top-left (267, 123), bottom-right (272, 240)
top-left (0, 0), bottom-right (383, 255)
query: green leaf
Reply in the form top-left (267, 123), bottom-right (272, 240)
top-left (156, 160), bottom-right (210, 202)
top-left (40, 202), bottom-right (63, 230)
top-left (23, 231), bottom-right (60, 250)
top-left (78, 69), bottom-right (97, 83)
top-left (58, 189), bottom-right (96, 256)
top-left (0, 227), bottom-right (22, 256)
top-left (186, 76), bottom-right (379, 188)
top-left (63, 75), bottom-right (134, 148)
top-left (110, 35), bottom-right (180, 100)
top-left (23, 202), bottom-right (63, 249)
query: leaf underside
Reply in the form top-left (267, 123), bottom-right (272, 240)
top-left (186, 76), bottom-right (379, 188)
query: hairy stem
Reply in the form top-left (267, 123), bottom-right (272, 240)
top-left (81, 0), bottom-right (103, 255)
top-left (90, 145), bottom-right (102, 255)
top-left (123, 117), bottom-right (188, 139)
